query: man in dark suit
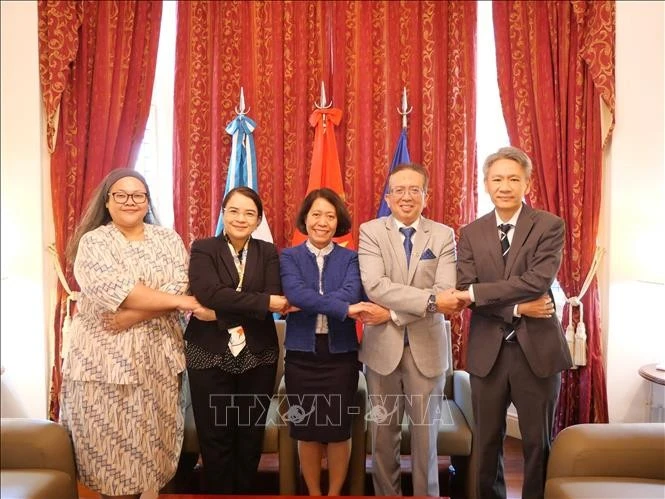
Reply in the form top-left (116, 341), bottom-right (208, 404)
top-left (455, 147), bottom-right (573, 499)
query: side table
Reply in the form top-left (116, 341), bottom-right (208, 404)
top-left (638, 363), bottom-right (665, 422)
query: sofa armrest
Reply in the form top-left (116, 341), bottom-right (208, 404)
top-left (1, 418), bottom-right (76, 478)
top-left (276, 375), bottom-right (298, 495)
top-left (452, 370), bottom-right (474, 428)
top-left (547, 423), bottom-right (665, 481)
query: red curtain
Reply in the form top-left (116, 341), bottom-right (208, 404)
top-left (493, 0), bottom-right (615, 431)
top-left (173, 1), bottom-right (327, 248)
top-left (328, 0), bottom-right (477, 367)
top-left (173, 0), bottom-right (477, 367)
top-left (38, 0), bottom-right (162, 420)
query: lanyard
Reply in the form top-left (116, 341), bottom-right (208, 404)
top-left (226, 236), bottom-right (249, 291)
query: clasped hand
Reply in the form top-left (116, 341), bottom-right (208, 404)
top-left (269, 294), bottom-right (291, 315)
top-left (177, 295), bottom-right (219, 322)
top-left (435, 289), bottom-right (471, 315)
top-left (516, 294), bottom-right (555, 318)
top-left (435, 290), bottom-right (556, 319)
top-left (348, 302), bottom-right (391, 325)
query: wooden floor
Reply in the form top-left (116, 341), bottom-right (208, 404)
top-left (78, 437), bottom-right (525, 498)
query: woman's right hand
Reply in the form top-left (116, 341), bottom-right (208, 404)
top-left (347, 302), bottom-right (367, 319)
top-left (269, 295), bottom-right (289, 314)
top-left (192, 306), bottom-right (217, 321)
top-left (177, 295), bottom-right (201, 312)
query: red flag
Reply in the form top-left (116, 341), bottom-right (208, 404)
top-left (292, 107), bottom-right (354, 249)
top-left (293, 107), bottom-right (362, 341)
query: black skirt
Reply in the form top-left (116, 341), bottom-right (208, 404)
top-left (284, 335), bottom-right (359, 442)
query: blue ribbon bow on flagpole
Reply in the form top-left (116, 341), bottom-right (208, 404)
top-left (216, 114), bottom-right (258, 236)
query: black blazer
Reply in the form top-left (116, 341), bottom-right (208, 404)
top-left (185, 235), bottom-right (282, 355)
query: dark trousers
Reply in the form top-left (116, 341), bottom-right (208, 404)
top-left (187, 362), bottom-right (277, 494)
top-left (470, 342), bottom-right (561, 499)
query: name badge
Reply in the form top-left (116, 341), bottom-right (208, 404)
top-left (228, 326), bottom-right (246, 357)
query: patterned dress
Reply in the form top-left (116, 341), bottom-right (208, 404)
top-left (60, 223), bottom-right (188, 496)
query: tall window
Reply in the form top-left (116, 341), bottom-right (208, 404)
top-left (475, 1), bottom-right (565, 317)
top-left (135, 1), bottom-right (176, 228)
top-left (476, 0), bottom-right (509, 216)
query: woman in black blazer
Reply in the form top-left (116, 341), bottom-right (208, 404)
top-left (185, 186), bottom-right (289, 494)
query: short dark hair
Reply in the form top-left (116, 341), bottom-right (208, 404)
top-left (222, 186), bottom-right (263, 220)
top-left (295, 188), bottom-right (352, 237)
top-left (389, 163), bottom-right (429, 192)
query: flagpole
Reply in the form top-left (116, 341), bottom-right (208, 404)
top-left (315, 81), bottom-right (333, 130)
top-left (397, 86), bottom-right (413, 129)
top-left (377, 87), bottom-right (412, 218)
top-left (235, 87), bottom-right (250, 115)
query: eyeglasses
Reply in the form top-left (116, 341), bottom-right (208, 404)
top-left (389, 186), bottom-right (425, 198)
top-left (109, 191), bottom-right (148, 204)
top-left (224, 208), bottom-right (259, 221)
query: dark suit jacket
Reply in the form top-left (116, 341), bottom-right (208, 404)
top-left (457, 204), bottom-right (573, 378)
top-left (185, 236), bottom-right (282, 355)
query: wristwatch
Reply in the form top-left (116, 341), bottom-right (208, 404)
top-left (426, 294), bottom-right (438, 313)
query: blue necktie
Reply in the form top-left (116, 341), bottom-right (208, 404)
top-left (400, 227), bottom-right (416, 267)
top-left (399, 227), bottom-right (416, 346)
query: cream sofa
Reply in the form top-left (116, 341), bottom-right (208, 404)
top-left (1, 418), bottom-right (78, 499)
top-left (545, 422), bottom-right (665, 498)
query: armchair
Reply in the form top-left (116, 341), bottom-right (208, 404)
top-left (1, 418), bottom-right (78, 499)
top-left (545, 422), bottom-right (665, 498)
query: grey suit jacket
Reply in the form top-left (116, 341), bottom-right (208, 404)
top-left (358, 215), bottom-right (457, 378)
top-left (457, 204), bottom-right (573, 378)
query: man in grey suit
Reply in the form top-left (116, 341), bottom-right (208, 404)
top-left (455, 147), bottom-right (573, 499)
top-left (358, 163), bottom-right (463, 496)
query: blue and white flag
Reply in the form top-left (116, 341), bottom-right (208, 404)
top-left (215, 114), bottom-right (273, 242)
top-left (377, 128), bottom-right (411, 217)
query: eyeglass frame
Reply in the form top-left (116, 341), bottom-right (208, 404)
top-left (108, 191), bottom-right (149, 204)
top-left (387, 186), bottom-right (426, 198)
top-left (223, 207), bottom-right (260, 221)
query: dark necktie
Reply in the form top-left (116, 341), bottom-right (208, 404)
top-left (400, 227), bottom-right (416, 267)
top-left (499, 223), bottom-right (512, 261)
top-left (399, 226), bottom-right (416, 346)
top-left (499, 223), bottom-right (518, 342)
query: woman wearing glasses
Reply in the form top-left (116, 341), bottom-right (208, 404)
top-left (60, 168), bottom-right (202, 499)
top-left (185, 186), bottom-right (289, 494)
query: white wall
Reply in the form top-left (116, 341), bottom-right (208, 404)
top-left (0, 0), bottom-right (50, 418)
top-left (603, 0), bottom-right (665, 422)
top-left (0, 1), bottom-right (663, 423)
